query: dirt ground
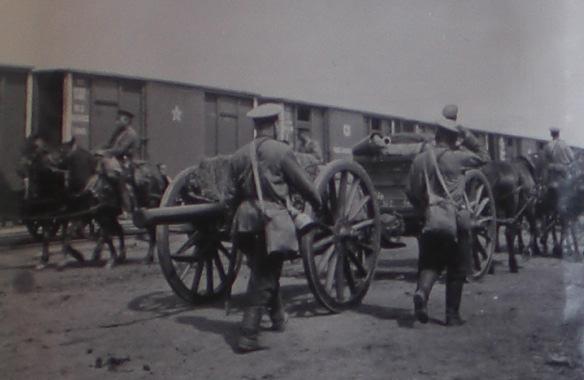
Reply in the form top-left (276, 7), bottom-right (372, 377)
top-left (1, 236), bottom-right (583, 380)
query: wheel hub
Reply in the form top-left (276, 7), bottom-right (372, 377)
top-left (334, 220), bottom-right (357, 242)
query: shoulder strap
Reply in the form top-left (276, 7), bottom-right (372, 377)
top-left (427, 147), bottom-right (454, 202)
top-left (250, 139), bottom-right (265, 214)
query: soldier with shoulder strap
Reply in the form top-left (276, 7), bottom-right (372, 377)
top-left (98, 109), bottom-right (140, 213)
top-left (224, 103), bottom-right (322, 353)
top-left (406, 104), bottom-right (487, 326)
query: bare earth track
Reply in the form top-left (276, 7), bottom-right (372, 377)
top-left (1, 236), bottom-right (583, 380)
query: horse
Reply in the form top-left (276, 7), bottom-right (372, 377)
top-left (60, 138), bottom-right (169, 265)
top-left (19, 135), bottom-right (90, 267)
top-left (532, 152), bottom-right (584, 258)
top-left (20, 135), bottom-right (168, 268)
top-left (481, 155), bottom-right (539, 273)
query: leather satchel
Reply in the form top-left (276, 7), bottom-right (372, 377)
top-left (250, 140), bottom-right (298, 257)
top-left (421, 148), bottom-right (458, 241)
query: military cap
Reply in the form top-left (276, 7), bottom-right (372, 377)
top-left (246, 103), bottom-right (282, 120)
top-left (117, 109), bottom-right (135, 119)
top-left (442, 104), bottom-right (458, 121)
top-left (549, 127), bottom-right (560, 133)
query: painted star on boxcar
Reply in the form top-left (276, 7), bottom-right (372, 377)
top-left (171, 105), bottom-right (183, 122)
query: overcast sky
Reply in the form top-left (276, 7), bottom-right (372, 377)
top-left (2, 0), bottom-right (584, 145)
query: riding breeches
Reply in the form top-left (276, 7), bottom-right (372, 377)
top-left (236, 233), bottom-right (284, 308)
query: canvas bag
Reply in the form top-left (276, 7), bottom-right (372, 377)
top-left (421, 147), bottom-right (458, 241)
top-left (250, 139), bottom-right (299, 256)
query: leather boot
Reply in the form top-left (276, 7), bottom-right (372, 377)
top-left (237, 306), bottom-right (265, 353)
top-left (414, 270), bottom-right (438, 324)
top-left (445, 280), bottom-right (465, 326)
top-left (269, 291), bottom-right (288, 332)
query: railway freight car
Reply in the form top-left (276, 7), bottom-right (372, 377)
top-left (0, 64), bottom-right (575, 228)
top-left (32, 69), bottom-right (258, 177)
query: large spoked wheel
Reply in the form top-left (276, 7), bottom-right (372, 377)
top-left (156, 166), bottom-right (241, 305)
top-left (464, 169), bottom-right (497, 280)
top-left (301, 159), bottom-right (381, 313)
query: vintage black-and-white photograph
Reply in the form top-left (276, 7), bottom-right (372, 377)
top-left (1, 1), bottom-right (584, 379)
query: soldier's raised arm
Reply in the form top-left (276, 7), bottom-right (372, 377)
top-left (457, 126), bottom-right (490, 162)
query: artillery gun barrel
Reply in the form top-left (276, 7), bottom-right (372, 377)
top-left (133, 203), bottom-right (224, 228)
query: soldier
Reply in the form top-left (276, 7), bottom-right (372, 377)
top-left (543, 127), bottom-right (574, 179)
top-left (99, 109), bottom-right (140, 212)
top-left (406, 106), bottom-right (487, 326)
top-left (296, 125), bottom-right (323, 163)
top-left (103, 109), bottom-right (140, 161)
top-left (443, 104), bottom-right (490, 162)
top-left (224, 103), bottom-right (322, 353)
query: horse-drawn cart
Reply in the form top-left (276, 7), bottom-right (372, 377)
top-left (138, 133), bottom-right (497, 313)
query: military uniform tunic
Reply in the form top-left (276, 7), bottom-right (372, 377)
top-left (105, 125), bottom-right (140, 161)
top-left (225, 136), bottom-right (321, 234)
top-left (543, 139), bottom-right (574, 166)
top-left (407, 145), bottom-right (486, 208)
top-left (407, 143), bottom-right (485, 277)
top-left (224, 136), bottom-right (321, 308)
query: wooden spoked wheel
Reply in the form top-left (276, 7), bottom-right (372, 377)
top-left (301, 160), bottom-right (381, 313)
top-left (156, 166), bottom-right (241, 304)
top-left (464, 169), bottom-right (497, 280)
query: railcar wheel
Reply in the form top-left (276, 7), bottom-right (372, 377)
top-left (301, 159), bottom-right (381, 313)
top-left (156, 166), bottom-right (241, 305)
top-left (464, 169), bottom-right (497, 281)
top-left (24, 218), bottom-right (60, 241)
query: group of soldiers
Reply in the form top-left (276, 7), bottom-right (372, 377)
top-left (216, 102), bottom-right (484, 352)
top-left (101, 101), bottom-right (575, 353)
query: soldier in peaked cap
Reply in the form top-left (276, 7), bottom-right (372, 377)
top-left (100, 109), bottom-right (141, 213)
top-left (104, 109), bottom-right (140, 161)
top-left (224, 103), bottom-right (322, 353)
top-left (406, 104), bottom-right (488, 327)
top-left (544, 127), bottom-right (574, 167)
top-left (542, 127), bottom-right (575, 192)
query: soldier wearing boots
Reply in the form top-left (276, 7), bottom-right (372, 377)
top-left (224, 103), bottom-right (322, 352)
top-left (99, 109), bottom-right (140, 213)
top-left (406, 105), bottom-right (487, 326)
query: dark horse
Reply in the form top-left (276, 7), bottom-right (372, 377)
top-left (481, 156), bottom-right (539, 273)
top-left (19, 135), bottom-right (99, 267)
top-left (20, 135), bottom-right (168, 268)
top-left (531, 152), bottom-right (584, 258)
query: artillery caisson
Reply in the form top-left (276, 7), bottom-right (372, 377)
top-left (135, 156), bottom-right (382, 313)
